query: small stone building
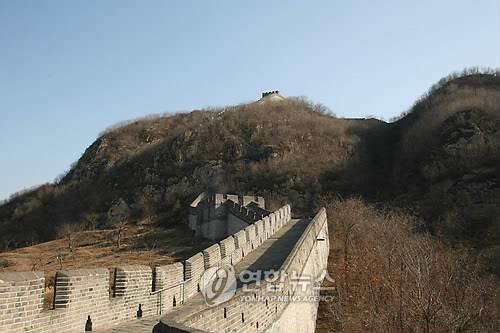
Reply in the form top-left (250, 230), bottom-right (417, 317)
top-left (258, 90), bottom-right (285, 103)
top-left (187, 192), bottom-right (269, 241)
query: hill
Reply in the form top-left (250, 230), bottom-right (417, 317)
top-left (0, 70), bottom-right (499, 274)
top-left (0, 97), bottom-right (379, 248)
top-left (390, 72), bottom-right (500, 267)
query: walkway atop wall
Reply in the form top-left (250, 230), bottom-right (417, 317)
top-left (158, 218), bottom-right (310, 329)
top-left (236, 218), bottom-right (309, 276)
top-left (94, 317), bottom-right (160, 333)
top-left (96, 219), bottom-right (310, 333)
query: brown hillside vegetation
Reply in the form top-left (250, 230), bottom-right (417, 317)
top-left (0, 69), bottom-right (499, 331)
top-left (388, 70), bottom-right (500, 272)
top-left (0, 224), bottom-right (209, 274)
top-left (0, 223), bottom-right (212, 309)
top-left (0, 97), bottom-right (382, 248)
top-left (316, 198), bottom-right (500, 333)
top-left (0, 70), bottom-right (499, 269)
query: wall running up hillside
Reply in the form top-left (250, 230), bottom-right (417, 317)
top-left (0, 205), bottom-right (291, 333)
top-left (155, 208), bottom-right (329, 333)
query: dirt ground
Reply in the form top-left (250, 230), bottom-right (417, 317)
top-left (0, 224), bottom-right (211, 280)
top-left (0, 224), bottom-right (212, 308)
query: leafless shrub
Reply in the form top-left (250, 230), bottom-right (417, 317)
top-left (57, 223), bottom-right (82, 256)
top-left (99, 112), bottom-right (181, 136)
top-left (2, 239), bottom-right (12, 252)
top-left (391, 67), bottom-right (499, 123)
top-left (56, 249), bottom-right (65, 270)
top-left (114, 220), bottom-right (128, 249)
top-left (83, 213), bottom-right (100, 231)
top-left (0, 258), bottom-right (11, 268)
top-left (317, 198), bottom-right (500, 333)
top-left (30, 255), bottom-right (45, 271)
top-left (401, 87), bottom-right (500, 162)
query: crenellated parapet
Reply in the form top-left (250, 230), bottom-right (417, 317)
top-left (261, 90), bottom-right (280, 98)
top-left (154, 205), bottom-right (328, 333)
top-left (0, 265), bottom-right (174, 333)
top-left (0, 202), bottom-right (293, 333)
top-left (188, 192), bottom-right (269, 241)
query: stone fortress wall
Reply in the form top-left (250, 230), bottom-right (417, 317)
top-left (155, 208), bottom-right (329, 333)
top-left (188, 192), bottom-right (267, 241)
top-left (0, 195), bottom-right (292, 333)
top-left (269, 208), bottom-right (329, 332)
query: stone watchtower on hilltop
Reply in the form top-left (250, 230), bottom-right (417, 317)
top-left (258, 90), bottom-right (285, 104)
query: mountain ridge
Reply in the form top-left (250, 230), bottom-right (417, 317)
top-left (1, 71), bottom-right (499, 272)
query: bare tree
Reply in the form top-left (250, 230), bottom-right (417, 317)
top-left (316, 198), bottom-right (500, 333)
top-left (56, 249), bottom-right (65, 270)
top-left (115, 220), bottom-right (128, 249)
top-left (3, 239), bottom-right (12, 252)
top-left (30, 254), bottom-right (45, 271)
top-left (84, 213), bottom-right (99, 231)
top-left (57, 223), bottom-right (80, 257)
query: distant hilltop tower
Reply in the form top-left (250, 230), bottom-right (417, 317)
top-left (258, 90), bottom-right (285, 104)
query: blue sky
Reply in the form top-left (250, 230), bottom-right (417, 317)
top-left (1, 0), bottom-right (499, 200)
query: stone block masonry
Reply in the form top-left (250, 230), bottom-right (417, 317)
top-left (0, 271), bottom-right (45, 332)
top-left (0, 265), bottom-right (160, 333)
top-left (269, 213), bottom-right (277, 235)
top-left (188, 192), bottom-right (269, 241)
top-left (245, 224), bottom-right (260, 249)
top-left (263, 216), bottom-right (271, 239)
top-left (202, 244), bottom-right (221, 270)
top-left (154, 206), bottom-right (327, 333)
top-left (253, 219), bottom-right (266, 246)
top-left (155, 263), bottom-right (183, 292)
top-left (154, 263), bottom-right (184, 312)
top-left (235, 230), bottom-right (252, 257)
top-left (0, 203), bottom-right (292, 333)
top-left (219, 236), bottom-right (235, 259)
top-left (184, 253), bottom-right (204, 299)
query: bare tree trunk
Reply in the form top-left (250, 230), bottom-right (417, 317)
top-left (57, 252), bottom-right (64, 270)
top-left (399, 261), bottom-right (404, 332)
top-left (344, 236), bottom-right (349, 295)
top-left (116, 221), bottom-right (127, 249)
top-left (117, 229), bottom-right (122, 249)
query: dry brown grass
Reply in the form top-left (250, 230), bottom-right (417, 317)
top-left (1, 97), bottom-right (374, 249)
top-left (0, 224), bottom-right (212, 308)
top-left (0, 225), bottom-right (211, 274)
